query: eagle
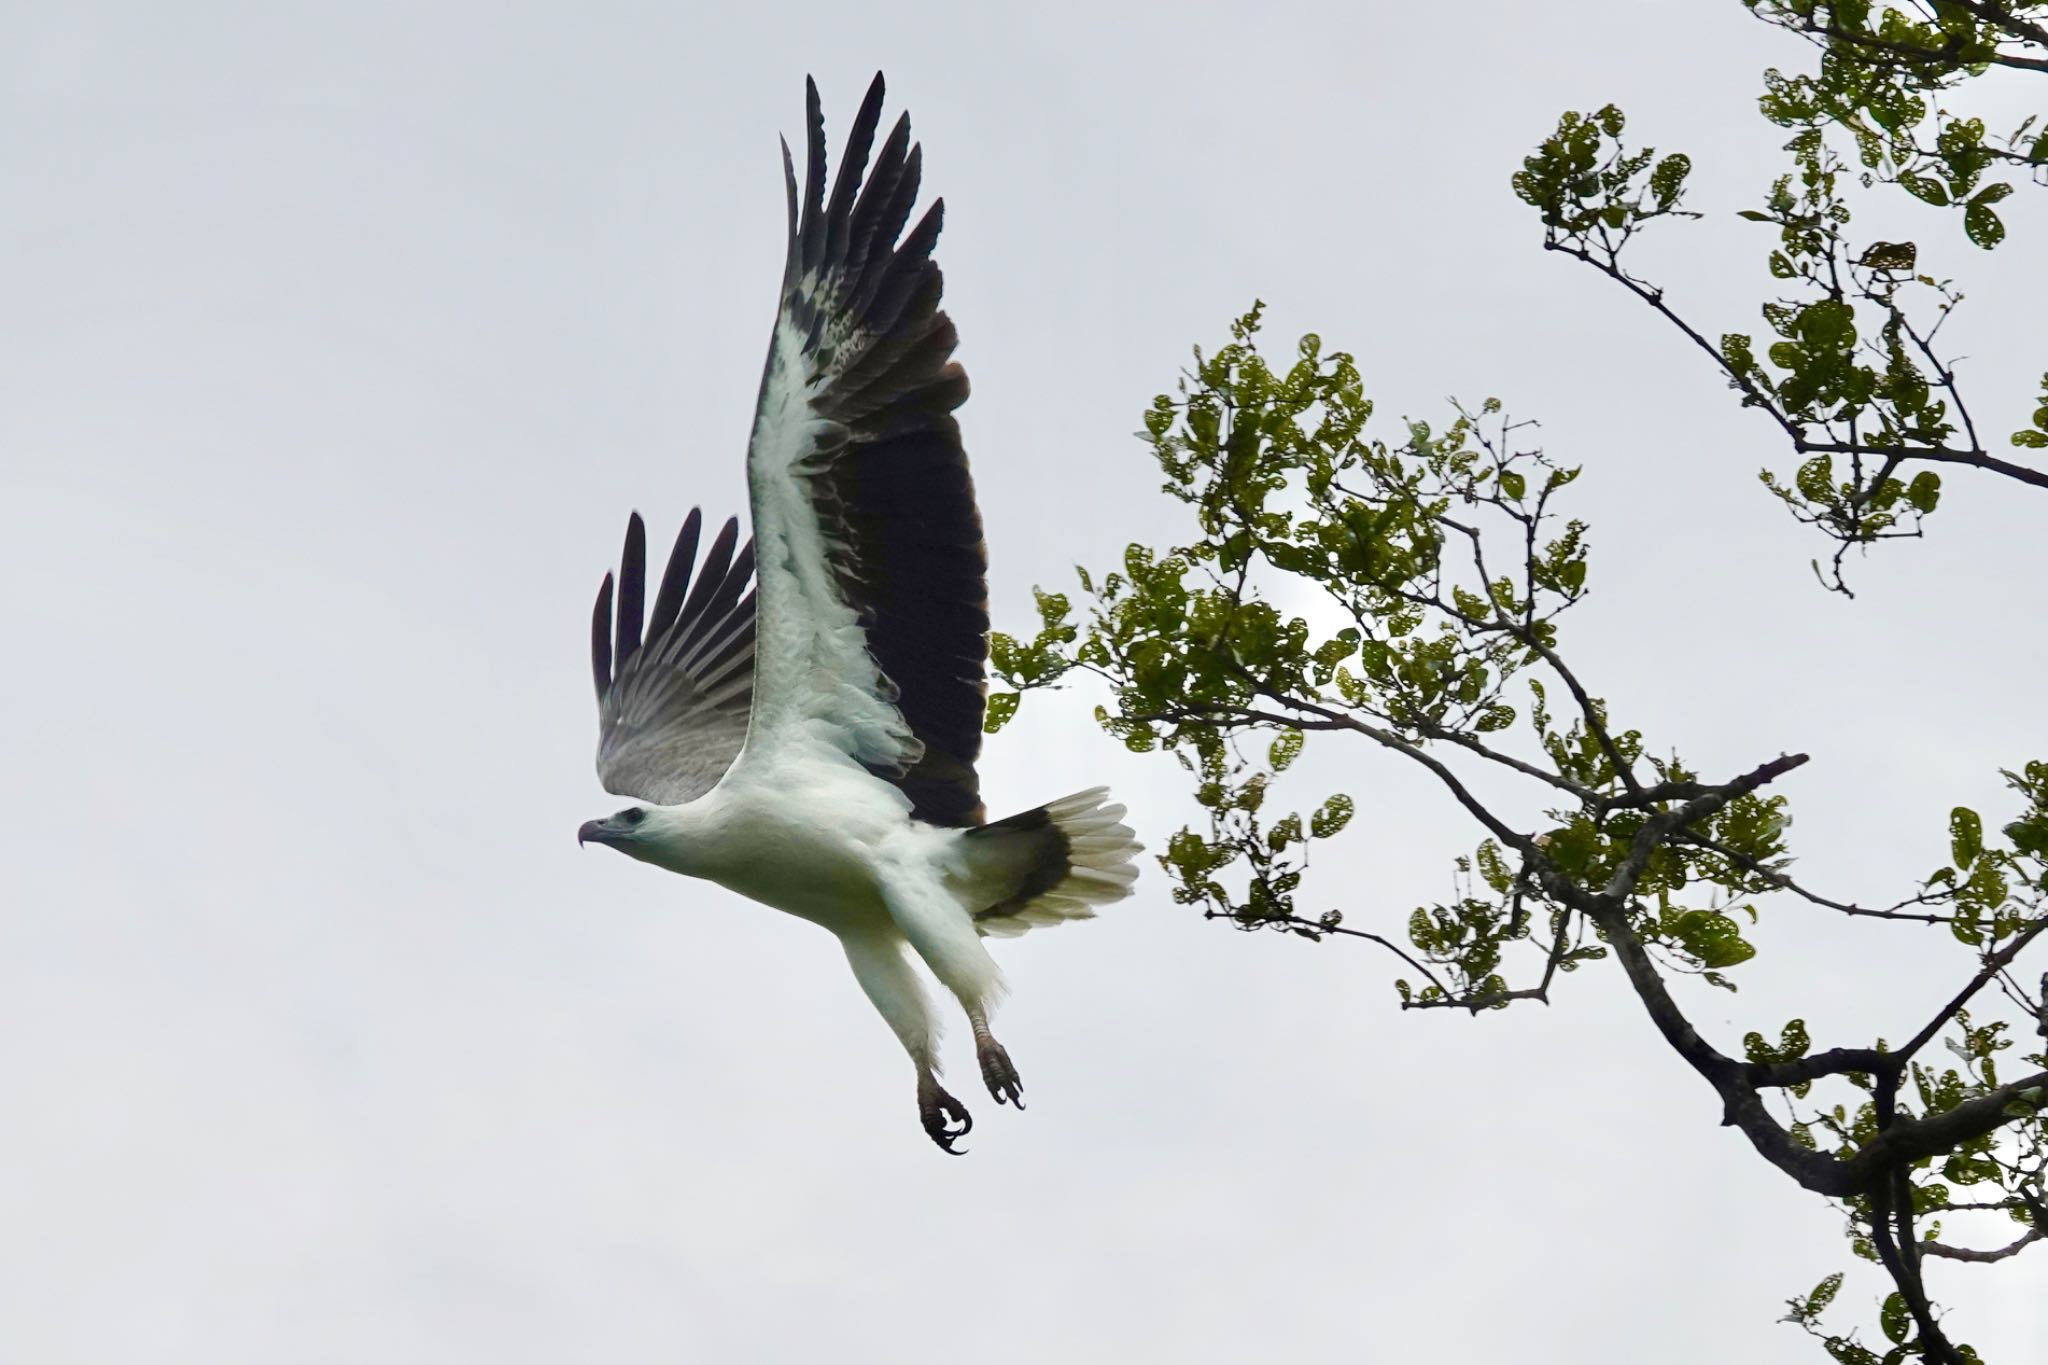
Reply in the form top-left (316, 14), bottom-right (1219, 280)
top-left (576, 73), bottom-right (1141, 1153)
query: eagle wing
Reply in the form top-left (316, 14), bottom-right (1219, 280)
top-left (737, 74), bottom-right (989, 826)
top-left (592, 508), bottom-right (756, 806)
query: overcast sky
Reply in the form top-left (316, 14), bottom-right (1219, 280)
top-left (3, 3), bottom-right (2043, 1362)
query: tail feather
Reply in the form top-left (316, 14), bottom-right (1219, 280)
top-left (957, 786), bottom-right (1142, 939)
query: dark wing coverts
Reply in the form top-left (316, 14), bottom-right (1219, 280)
top-left (592, 509), bottom-right (756, 805)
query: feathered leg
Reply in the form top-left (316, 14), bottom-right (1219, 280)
top-left (839, 929), bottom-right (971, 1153)
top-left (876, 865), bottom-right (1025, 1110)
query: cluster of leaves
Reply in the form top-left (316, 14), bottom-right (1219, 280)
top-left (991, 307), bottom-right (2047, 1364)
top-left (2014, 373), bottom-right (2048, 449)
top-left (1772, 766), bottom-right (2048, 1362)
top-left (984, 9), bottom-right (2045, 1359)
top-left (994, 306), bottom-right (1806, 1013)
top-left (1514, 3), bottom-right (2046, 591)
top-left (1747, 1), bottom-right (2048, 243)
top-left (1501, 9), bottom-right (2048, 1353)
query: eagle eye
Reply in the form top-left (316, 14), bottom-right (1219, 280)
top-left (621, 808), bottom-right (647, 826)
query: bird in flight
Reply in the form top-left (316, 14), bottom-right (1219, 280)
top-left (577, 73), bottom-right (1141, 1153)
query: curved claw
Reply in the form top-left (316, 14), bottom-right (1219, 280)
top-left (977, 1039), bottom-right (1025, 1110)
top-left (918, 1082), bottom-right (973, 1155)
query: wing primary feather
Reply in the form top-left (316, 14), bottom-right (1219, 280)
top-left (646, 507), bottom-right (704, 642)
top-left (591, 571), bottom-right (615, 701)
top-left (868, 202), bottom-right (944, 332)
top-left (672, 539), bottom-right (753, 664)
top-left (674, 516), bottom-right (740, 636)
top-left (823, 74), bottom-right (886, 267)
top-left (798, 76), bottom-right (828, 274)
top-left (854, 143), bottom-right (923, 309)
top-left (779, 137), bottom-right (799, 278)
top-left (693, 538), bottom-right (754, 641)
top-left (675, 595), bottom-right (755, 678)
top-left (616, 512), bottom-right (647, 670)
top-left (695, 595), bottom-right (757, 679)
top-left (845, 112), bottom-right (911, 285)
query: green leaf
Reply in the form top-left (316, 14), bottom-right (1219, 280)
top-left (1880, 1291), bottom-right (1910, 1345)
top-left (983, 691), bottom-right (1020, 734)
top-left (1858, 240), bottom-right (1917, 272)
top-left (1950, 807), bottom-right (1983, 867)
top-left (1649, 152), bottom-right (1691, 208)
top-left (1269, 730), bottom-right (1304, 773)
top-left (1807, 1271), bottom-right (1843, 1316)
top-left (1899, 173), bottom-right (1949, 206)
top-left (1963, 201), bottom-right (2005, 249)
top-left (1672, 909), bottom-right (1756, 969)
top-left (1904, 470), bottom-right (1941, 513)
top-left (1310, 794), bottom-right (1355, 840)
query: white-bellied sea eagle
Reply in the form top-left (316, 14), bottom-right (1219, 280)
top-left (577, 73), bottom-right (1141, 1153)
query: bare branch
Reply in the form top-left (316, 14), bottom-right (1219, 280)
top-left (1205, 907), bottom-right (1456, 1002)
top-left (1672, 827), bottom-right (1960, 925)
top-left (1896, 918), bottom-right (2048, 1064)
top-left (1244, 694), bottom-right (1540, 856)
top-left (1920, 1228), bottom-right (2044, 1262)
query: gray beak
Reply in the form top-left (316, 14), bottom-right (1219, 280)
top-left (577, 819), bottom-right (612, 848)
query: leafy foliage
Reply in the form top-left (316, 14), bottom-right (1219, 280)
top-left (993, 307), bottom-right (2045, 1363)
top-left (988, 6), bottom-right (2047, 1360)
top-left (1515, 3), bottom-right (2047, 591)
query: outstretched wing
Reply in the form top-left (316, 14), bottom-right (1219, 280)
top-left (740, 73), bottom-right (989, 827)
top-left (592, 508), bottom-right (756, 806)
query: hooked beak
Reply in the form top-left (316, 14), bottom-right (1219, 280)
top-left (577, 819), bottom-right (614, 848)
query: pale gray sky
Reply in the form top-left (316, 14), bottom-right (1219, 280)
top-left (2, 3), bottom-right (2042, 1362)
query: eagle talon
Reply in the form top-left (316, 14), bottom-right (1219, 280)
top-left (977, 1039), bottom-right (1025, 1109)
top-left (918, 1081), bottom-right (973, 1154)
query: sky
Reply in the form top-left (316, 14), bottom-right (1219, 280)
top-left (2, 3), bottom-right (2043, 1362)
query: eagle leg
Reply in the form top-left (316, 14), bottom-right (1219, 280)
top-left (976, 1039), bottom-right (1024, 1109)
top-left (969, 1013), bottom-right (1025, 1110)
top-left (917, 1070), bottom-right (973, 1154)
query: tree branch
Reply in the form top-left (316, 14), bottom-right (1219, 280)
top-left (1748, 1045), bottom-right (1891, 1088)
top-left (1920, 1227), bottom-right (2044, 1262)
top-left (1793, 438), bottom-right (2048, 491)
top-left (1929, 0), bottom-right (2048, 51)
top-left (1244, 694), bottom-right (1540, 856)
top-left (1672, 827), bottom-right (1960, 924)
top-left (1844, 1069), bottom-right (2048, 1188)
top-left (1599, 753), bottom-right (1810, 902)
top-left (1779, 6), bottom-right (2048, 75)
top-left (1868, 1172), bottom-right (1969, 1365)
top-left (1207, 906), bottom-right (1457, 1002)
top-left (1543, 239), bottom-right (1804, 444)
top-left (1896, 917), bottom-right (2048, 1064)
top-left (1579, 896), bottom-right (1860, 1195)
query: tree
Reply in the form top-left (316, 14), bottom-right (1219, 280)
top-left (990, 7), bottom-right (2046, 1361)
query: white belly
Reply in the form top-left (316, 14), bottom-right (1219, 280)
top-left (679, 750), bottom-right (946, 934)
